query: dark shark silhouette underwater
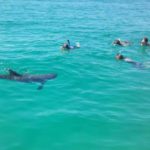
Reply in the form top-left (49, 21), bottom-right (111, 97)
top-left (0, 69), bottom-right (57, 90)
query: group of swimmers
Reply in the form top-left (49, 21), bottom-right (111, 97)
top-left (114, 37), bottom-right (150, 67)
top-left (113, 37), bottom-right (150, 47)
top-left (61, 37), bottom-right (150, 68)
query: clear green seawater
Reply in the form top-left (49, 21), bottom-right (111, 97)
top-left (0, 0), bottom-right (150, 149)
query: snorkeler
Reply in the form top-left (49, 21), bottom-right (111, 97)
top-left (115, 53), bottom-right (142, 68)
top-left (140, 37), bottom-right (150, 46)
top-left (62, 40), bottom-right (70, 49)
top-left (113, 39), bottom-right (131, 46)
top-left (61, 40), bottom-right (80, 50)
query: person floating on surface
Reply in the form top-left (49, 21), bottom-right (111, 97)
top-left (61, 40), bottom-right (80, 50)
top-left (115, 53), bottom-right (143, 68)
top-left (140, 37), bottom-right (150, 46)
top-left (113, 39), bottom-right (131, 46)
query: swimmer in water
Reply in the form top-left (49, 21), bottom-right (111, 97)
top-left (115, 53), bottom-right (142, 68)
top-left (62, 40), bottom-right (70, 49)
top-left (61, 40), bottom-right (80, 50)
top-left (140, 37), bottom-right (150, 46)
top-left (113, 39), bottom-right (131, 46)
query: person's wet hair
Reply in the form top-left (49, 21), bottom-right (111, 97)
top-left (114, 39), bottom-right (122, 45)
top-left (116, 54), bottom-right (125, 60)
top-left (143, 37), bottom-right (148, 43)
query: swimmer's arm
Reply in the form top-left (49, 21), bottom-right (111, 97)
top-left (122, 41), bottom-right (131, 46)
top-left (124, 58), bottom-right (135, 63)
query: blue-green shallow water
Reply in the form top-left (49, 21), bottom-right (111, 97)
top-left (0, 0), bottom-right (150, 149)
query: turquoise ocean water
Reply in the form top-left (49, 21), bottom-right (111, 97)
top-left (0, 0), bottom-right (150, 149)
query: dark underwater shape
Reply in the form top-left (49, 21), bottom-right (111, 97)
top-left (0, 69), bottom-right (57, 90)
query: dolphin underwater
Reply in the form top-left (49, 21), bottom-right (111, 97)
top-left (0, 69), bottom-right (57, 90)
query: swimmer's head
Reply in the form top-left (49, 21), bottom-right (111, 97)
top-left (115, 53), bottom-right (125, 60)
top-left (113, 39), bottom-right (122, 45)
top-left (141, 37), bottom-right (149, 45)
top-left (143, 37), bottom-right (148, 43)
top-left (62, 43), bottom-right (67, 48)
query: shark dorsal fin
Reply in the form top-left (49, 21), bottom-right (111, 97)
top-left (8, 69), bottom-right (22, 77)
